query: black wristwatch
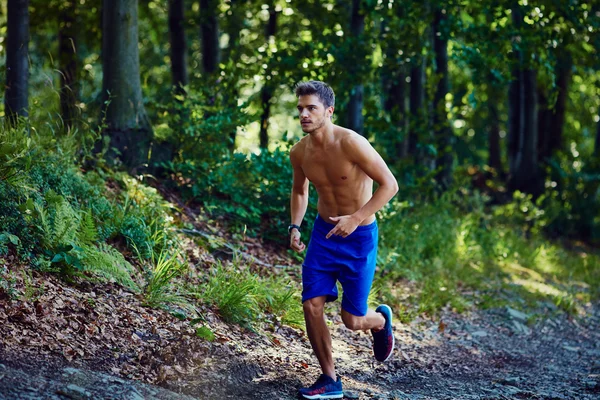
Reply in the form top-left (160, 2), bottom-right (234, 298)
top-left (288, 224), bottom-right (301, 234)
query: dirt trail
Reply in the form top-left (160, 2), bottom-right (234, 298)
top-left (170, 303), bottom-right (600, 399)
top-left (3, 301), bottom-right (598, 399)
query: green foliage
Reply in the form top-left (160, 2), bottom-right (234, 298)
top-left (198, 260), bottom-right (303, 329)
top-left (139, 231), bottom-right (189, 310)
top-left (0, 121), bottom-right (176, 293)
top-left (377, 179), bottom-right (600, 318)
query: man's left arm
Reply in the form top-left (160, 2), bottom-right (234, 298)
top-left (327, 136), bottom-right (398, 238)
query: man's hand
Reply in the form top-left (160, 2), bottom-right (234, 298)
top-left (290, 229), bottom-right (306, 252)
top-left (326, 215), bottom-right (360, 238)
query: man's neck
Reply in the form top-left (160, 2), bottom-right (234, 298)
top-left (308, 122), bottom-right (335, 147)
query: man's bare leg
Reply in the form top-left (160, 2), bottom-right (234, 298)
top-left (303, 296), bottom-right (336, 380)
top-left (341, 308), bottom-right (385, 331)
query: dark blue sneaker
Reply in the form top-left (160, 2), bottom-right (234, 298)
top-left (298, 374), bottom-right (343, 399)
top-left (372, 304), bottom-right (395, 362)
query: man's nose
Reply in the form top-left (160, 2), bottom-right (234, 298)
top-left (300, 109), bottom-right (309, 118)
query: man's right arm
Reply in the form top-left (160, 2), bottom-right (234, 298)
top-left (290, 145), bottom-right (308, 252)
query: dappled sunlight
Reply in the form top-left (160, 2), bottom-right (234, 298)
top-left (509, 277), bottom-right (568, 299)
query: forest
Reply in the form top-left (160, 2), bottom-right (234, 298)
top-left (0, 0), bottom-right (599, 398)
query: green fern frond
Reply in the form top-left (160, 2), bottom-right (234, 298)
top-left (77, 210), bottom-right (98, 245)
top-left (50, 198), bottom-right (79, 246)
top-left (80, 243), bottom-right (138, 291)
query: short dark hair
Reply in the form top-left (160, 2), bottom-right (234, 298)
top-left (294, 80), bottom-right (335, 108)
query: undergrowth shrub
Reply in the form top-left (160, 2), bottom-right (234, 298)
top-left (377, 177), bottom-right (600, 319)
top-left (0, 123), bottom-right (175, 291)
top-left (198, 260), bottom-right (303, 329)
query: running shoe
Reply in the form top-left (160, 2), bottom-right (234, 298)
top-left (372, 304), bottom-right (395, 362)
top-left (298, 374), bottom-right (343, 399)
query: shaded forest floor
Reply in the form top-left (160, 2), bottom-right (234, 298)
top-left (1, 211), bottom-right (600, 399)
top-left (2, 268), bottom-right (599, 398)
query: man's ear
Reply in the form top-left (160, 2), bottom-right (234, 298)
top-left (327, 106), bottom-right (335, 118)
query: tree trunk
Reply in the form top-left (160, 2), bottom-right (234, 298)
top-left (169, 0), bottom-right (188, 91)
top-left (432, 6), bottom-right (453, 188)
top-left (200, 0), bottom-right (219, 75)
top-left (409, 57), bottom-right (426, 156)
top-left (58, 0), bottom-right (78, 129)
top-left (594, 111), bottom-right (600, 158)
top-left (101, 0), bottom-right (152, 171)
top-left (509, 69), bottom-right (540, 193)
top-left (259, 4), bottom-right (277, 150)
top-left (508, 6), bottom-right (540, 194)
top-left (383, 63), bottom-right (409, 159)
top-left (224, 0), bottom-right (245, 150)
top-left (4, 0), bottom-right (29, 125)
top-left (487, 82), bottom-right (502, 172)
top-left (540, 51), bottom-right (571, 162)
top-left (347, 0), bottom-right (365, 135)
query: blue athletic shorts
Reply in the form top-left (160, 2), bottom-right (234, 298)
top-left (302, 214), bottom-right (378, 317)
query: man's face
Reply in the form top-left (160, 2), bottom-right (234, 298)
top-left (296, 94), bottom-right (334, 133)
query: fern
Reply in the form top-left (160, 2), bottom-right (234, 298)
top-left (80, 243), bottom-right (138, 291)
top-left (77, 211), bottom-right (98, 245)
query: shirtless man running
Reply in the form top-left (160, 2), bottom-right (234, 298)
top-left (289, 81), bottom-right (399, 399)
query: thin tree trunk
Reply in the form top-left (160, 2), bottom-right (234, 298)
top-left (547, 52), bottom-right (571, 158)
top-left (259, 4), bottom-right (277, 150)
top-left (58, 0), bottom-right (78, 129)
top-left (409, 58), bottom-right (426, 156)
top-left (508, 6), bottom-right (540, 194)
top-left (487, 82), bottom-right (502, 172)
top-left (225, 0), bottom-right (245, 150)
top-left (383, 63), bottom-right (409, 159)
top-left (200, 0), bottom-right (219, 75)
top-left (4, 0), bottom-right (29, 125)
top-left (347, 0), bottom-right (365, 135)
top-left (101, 0), bottom-right (152, 171)
top-left (594, 114), bottom-right (600, 158)
top-left (432, 6), bottom-right (453, 188)
top-left (169, 0), bottom-right (188, 91)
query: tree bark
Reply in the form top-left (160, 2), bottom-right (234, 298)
top-left (58, 0), bottom-right (78, 129)
top-left (224, 0), bottom-right (245, 150)
top-left (169, 0), bottom-right (188, 91)
top-left (259, 4), bottom-right (277, 150)
top-left (538, 51), bottom-right (571, 162)
top-left (409, 57), bottom-right (426, 156)
top-left (4, 0), bottom-right (29, 125)
top-left (347, 0), bottom-right (365, 135)
top-left (101, 0), bottom-right (152, 171)
top-left (594, 110), bottom-right (600, 162)
top-left (432, 7), bottom-right (453, 188)
top-left (508, 6), bottom-right (540, 194)
top-left (487, 82), bottom-right (502, 172)
top-left (200, 0), bottom-right (219, 75)
top-left (383, 62), bottom-right (409, 159)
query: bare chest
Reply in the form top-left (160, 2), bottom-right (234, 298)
top-left (301, 151), bottom-right (360, 187)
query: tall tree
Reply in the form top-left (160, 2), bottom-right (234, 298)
top-left (347, 0), bottom-right (365, 135)
top-left (432, 6), bottom-right (453, 187)
top-left (380, 2), bottom-right (410, 159)
top-left (537, 50), bottom-right (572, 163)
top-left (101, 0), bottom-right (152, 170)
top-left (487, 80), bottom-right (503, 173)
top-left (507, 5), bottom-right (540, 194)
top-left (169, 0), bottom-right (188, 91)
top-left (58, 0), bottom-right (78, 129)
top-left (4, 0), bottom-right (30, 125)
top-left (259, 2), bottom-right (277, 149)
top-left (200, 0), bottom-right (219, 75)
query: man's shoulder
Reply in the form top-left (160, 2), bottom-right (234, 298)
top-left (290, 137), bottom-right (308, 163)
top-left (335, 126), bottom-right (370, 150)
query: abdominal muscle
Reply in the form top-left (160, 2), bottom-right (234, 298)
top-left (313, 179), bottom-right (376, 226)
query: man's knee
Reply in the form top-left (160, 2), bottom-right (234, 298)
top-left (303, 298), bottom-right (325, 319)
top-left (341, 311), bottom-right (363, 331)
